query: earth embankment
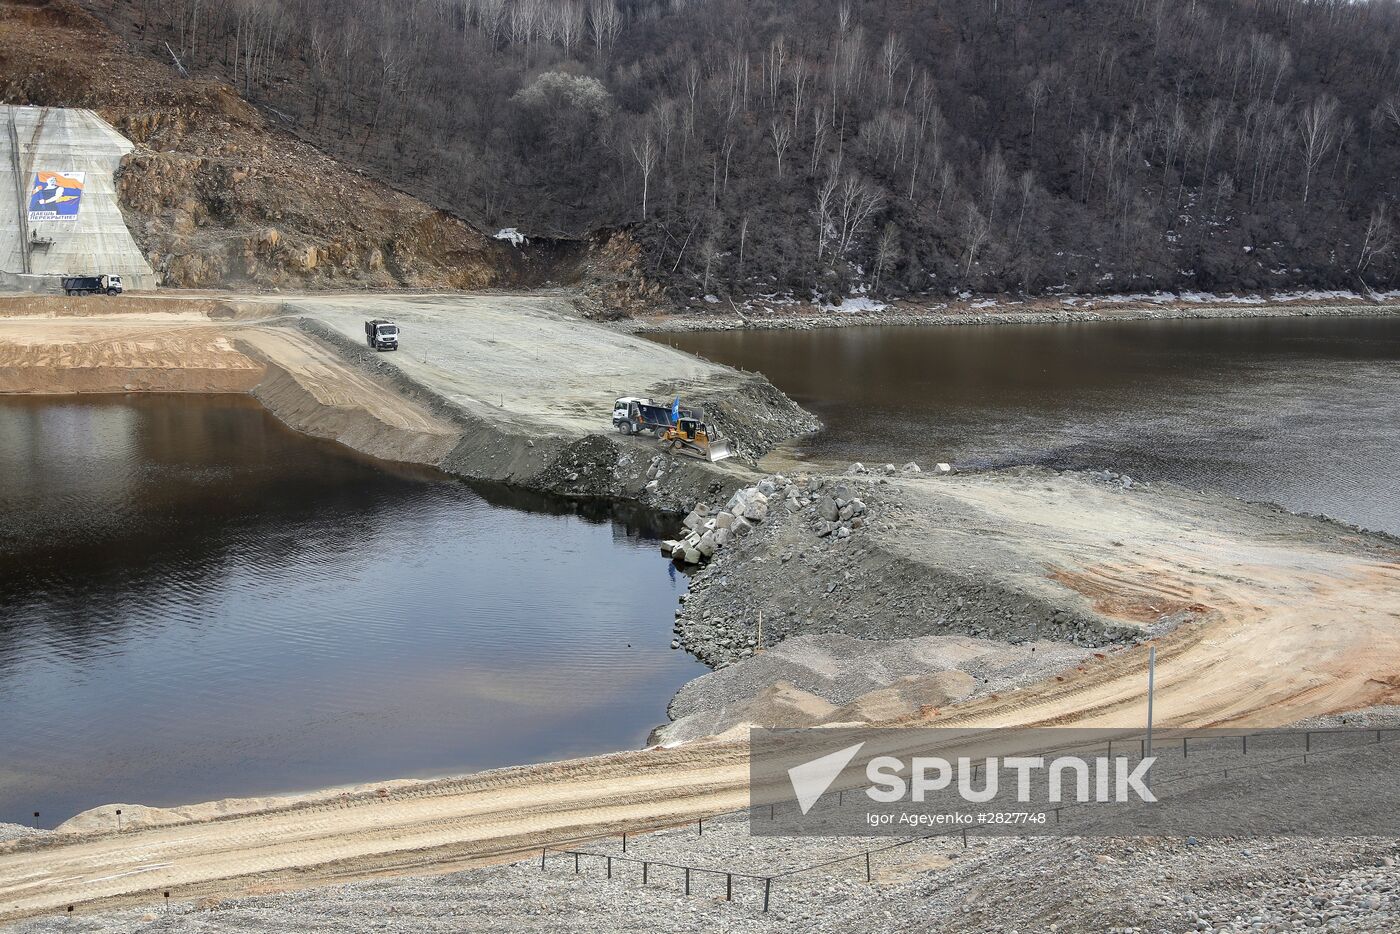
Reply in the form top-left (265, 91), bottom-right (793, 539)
top-left (0, 292), bottom-right (817, 507)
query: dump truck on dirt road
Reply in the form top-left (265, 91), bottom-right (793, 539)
top-left (612, 396), bottom-right (731, 461)
top-left (365, 319), bottom-right (400, 351)
top-left (61, 274), bottom-right (123, 295)
top-left (613, 397), bottom-right (697, 436)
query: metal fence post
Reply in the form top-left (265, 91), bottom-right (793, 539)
top-left (1145, 644), bottom-right (1156, 759)
top-left (643, 861), bottom-right (649, 884)
top-left (574, 852), bottom-right (580, 874)
top-left (726, 873), bottom-right (733, 901)
top-left (763, 878), bottom-right (772, 912)
top-left (865, 852), bottom-right (871, 882)
top-left (684, 867), bottom-right (691, 896)
top-left (607, 856), bottom-right (612, 879)
top-left (622, 832), bottom-right (627, 853)
top-left (540, 847), bottom-right (547, 870)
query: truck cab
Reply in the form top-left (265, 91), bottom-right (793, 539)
top-left (613, 396), bottom-right (651, 432)
top-left (365, 319), bottom-right (399, 351)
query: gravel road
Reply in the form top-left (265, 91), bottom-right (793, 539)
top-left (10, 734), bottom-right (1398, 933)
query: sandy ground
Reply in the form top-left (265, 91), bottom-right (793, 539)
top-left (679, 471), bottom-right (1400, 727)
top-left (0, 293), bottom-right (812, 502)
top-left (0, 317), bottom-right (264, 393)
top-left (1, 470), bottom-right (1396, 921)
top-left (0, 313), bottom-right (459, 463)
top-left (274, 292), bottom-right (738, 434)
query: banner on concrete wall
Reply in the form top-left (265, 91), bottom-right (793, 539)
top-left (27, 170), bottom-right (86, 222)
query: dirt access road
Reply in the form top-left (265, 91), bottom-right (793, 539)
top-left (273, 292), bottom-right (730, 435)
top-left (1, 472), bottom-right (1397, 922)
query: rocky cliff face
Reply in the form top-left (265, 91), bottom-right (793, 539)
top-left (0, 0), bottom-right (511, 290)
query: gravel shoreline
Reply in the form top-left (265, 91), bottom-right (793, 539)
top-left (621, 300), bottom-right (1400, 333)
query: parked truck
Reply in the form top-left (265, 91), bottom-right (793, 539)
top-left (365, 319), bottom-right (400, 351)
top-left (61, 274), bottom-right (123, 296)
top-left (613, 397), bottom-right (695, 436)
top-left (612, 396), bottom-right (732, 461)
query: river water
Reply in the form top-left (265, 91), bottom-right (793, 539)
top-left (0, 394), bottom-right (700, 826)
top-left (660, 315), bottom-right (1400, 536)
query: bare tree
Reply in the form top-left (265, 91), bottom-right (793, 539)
top-left (1297, 95), bottom-right (1339, 204)
top-left (1025, 76), bottom-right (1047, 138)
top-left (981, 148), bottom-right (1008, 227)
top-left (769, 119), bottom-right (793, 177)
top-left (1385, 97), bottom-right (1400, 134)
top-left (873, 221), bottom-right (900, 293)
top-left (814, 170), bottom-right (840, 267)
top-left (961, 204), bottom-right (991, 279)
top-left (630, 133), bottom-right (658, 220)
top-left (879, 33), bottom-right (908, 102)
top-left (1014, 170), bottom-right (1035, 243)
top-left (589, 0), bottom-right (621, 60)
top-left (834, 173), bottom-right (884, 257)
top-left (1357, 204), bottom-right (1393, 279)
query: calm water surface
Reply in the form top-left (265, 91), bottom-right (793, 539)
top-left (661, 316), bottom-right (1400, 535)
top-left (0, 394), bottom-right (700, 826)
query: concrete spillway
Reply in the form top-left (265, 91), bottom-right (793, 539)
top-left (2, 105), bottom-right (155, 292)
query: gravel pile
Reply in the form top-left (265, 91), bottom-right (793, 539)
top-left (658, 632), bottom-right (1086, 744)
top-left (0, 824), bottom-right (44, 845)
top-left (669, 633), bottom-right (1086, 719)
top-left (670, 469), bottom-right (1143, 667)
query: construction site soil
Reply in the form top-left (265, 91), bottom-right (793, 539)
top-left (671, 468), bottom-right (1400, 725)
top-left (2, 291), bottom-right (1399, 928)
top-left (0, 292), bottom-right (814, 509)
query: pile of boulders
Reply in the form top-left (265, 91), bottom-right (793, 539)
top-left (846, 460), bottom-right (951, 476)
top-left (661, 476), bottom-right (787, 564)
top-left (663, 462), bottom-right (948, 564)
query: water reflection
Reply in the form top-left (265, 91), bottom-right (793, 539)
top-left (0, 394), bottom-right (700, 825)
top-left (661, 316), bottom-right (1400, 534)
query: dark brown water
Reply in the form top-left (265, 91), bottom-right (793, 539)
top-left (0, 394), bottom-right (700, 826)
top-left (661, 316), bottom-right (1400, 535)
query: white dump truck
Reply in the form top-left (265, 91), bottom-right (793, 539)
top-left (365, 319), bottom-right (400, 351)
top-left (61, 274), bottom-right (123, 296)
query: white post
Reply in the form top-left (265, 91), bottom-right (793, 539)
top-left (1145, 644), bottom-right (1156, 759)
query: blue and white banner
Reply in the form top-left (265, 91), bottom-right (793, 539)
top-left (27, 170), bottom-right (85, 222)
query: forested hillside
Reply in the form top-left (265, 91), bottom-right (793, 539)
top-left (83, 0), bottom-right (1400, 303)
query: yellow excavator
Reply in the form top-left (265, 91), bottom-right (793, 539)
top-left (660, 416), bottom-right (732, 462)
